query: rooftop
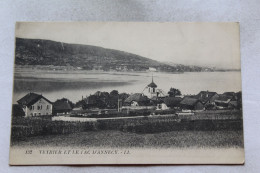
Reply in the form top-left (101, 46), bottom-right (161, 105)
top-left (195, 91), bottom-right (218, 103)
top-left (53, 99), bottom-right (72, 110)
top-left (180, 97), bottom-right (200, 106)
top-left (147, 75), bottom-right (157, 88)
top-left (124, 93), bottom-right (149, 103)
top-left (163, 97), bottom-right (183, 107)
top-left (17, 92), bottom-right (52, 106)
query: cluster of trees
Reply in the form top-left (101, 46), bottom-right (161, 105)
top-left (75, 90), bottom-right (130, 110)
top-left (168, 88), bottom-right (181, 97)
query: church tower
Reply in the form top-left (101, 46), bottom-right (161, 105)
top-left (147, 75), bottom-right (157, 98)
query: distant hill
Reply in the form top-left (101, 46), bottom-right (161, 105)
top-left (14, 38), bottom-right (217, 72)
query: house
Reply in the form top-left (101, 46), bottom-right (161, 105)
top-left (17, 92), bottom-right (53, 117)
top-left (124, 93), bottom-right (150, 106)
top-left (179, 97), bottom-right (204, 110)
top-left (195, 91), bottom-right (219, 105)
top-left (214, 94), bottom-right (237, 109)
top-left (53, 98), bottom-right (73, 115)
top-left (156, 97), bottom-right (183, 110)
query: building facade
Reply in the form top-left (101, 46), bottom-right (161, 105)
top-left (17, 93), bottom-right (53, 117)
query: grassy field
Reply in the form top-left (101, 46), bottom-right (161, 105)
top-left (10, 110), bottom-right (243, 148)
top-left (11, 130), bottom-right (243, 149)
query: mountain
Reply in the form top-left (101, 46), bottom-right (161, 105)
top-left (14, 38), bottom-right (217, 72)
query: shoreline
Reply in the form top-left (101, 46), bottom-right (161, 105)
top-left (14, 65), bottom-right (241, 73)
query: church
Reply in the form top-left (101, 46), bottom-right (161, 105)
top-left (142, 75), bottom-right (167, 100)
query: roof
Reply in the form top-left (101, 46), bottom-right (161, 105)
top-left (229, 101), bottom-right (238, 107)
top-left (223, 92), bottom-right (235, 97)
top-left (180, 97), bottom-right (201, 106)
top-left (215, 95), bottom-right (232, 102)
top-left (53, 99), bottom-right (72, 111)
top-left (17, 93), bottom-right (52, 106)
top-left (162, 97), bottom-right (182, 107)
top-left (147, 81), bottom-right (157, 88)
top-left (195, 91), bottom-right (218, 103)
top-left (124, 93), bottom-right (149, 103)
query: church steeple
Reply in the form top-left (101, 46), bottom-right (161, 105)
top-left (148, 74), bottom-right (157, 88)
top-left (147, 74), bottom-right (157, 98)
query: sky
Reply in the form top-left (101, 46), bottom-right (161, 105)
top-left (15, 22), bottom-right (241, 69)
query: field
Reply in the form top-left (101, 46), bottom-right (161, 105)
top-left (10, 110), bottom-right (243, 148)
top-left (11, 130), bottom-right (243, 148)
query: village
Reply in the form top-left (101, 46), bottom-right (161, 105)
top-left (13, 76), bottom-right (242, 121)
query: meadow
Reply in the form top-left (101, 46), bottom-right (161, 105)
top-left (11, 130), bottom-right (243, 149)
top-left (10, 110), bottom-right (243, 148)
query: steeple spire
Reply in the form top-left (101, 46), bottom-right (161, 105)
top-left (147, 73), bottom-right (157, 88)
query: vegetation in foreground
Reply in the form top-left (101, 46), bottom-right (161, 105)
top-left (11, 130), bottom-right (243, 149)
top-left (10, 110), bottom-right (243, 148)
top-left (11, 110), bottom-right (243, 139)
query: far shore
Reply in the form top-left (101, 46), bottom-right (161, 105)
top-left (14, 65), bottom-right (241, 74)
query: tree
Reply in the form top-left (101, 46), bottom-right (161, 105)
top-left (12, 104), bottom-right (25, 117)
top-left (110, 90), bottom-right (119, 97)
top-left (59, 98), bottom-right (75, 108)
top-left (119, 93), bottom-right (130, 102)
top-left (168, 88), bottom-right (181, 97)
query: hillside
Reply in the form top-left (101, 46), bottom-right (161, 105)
top-left (15, 38), bottom-right (213, 72)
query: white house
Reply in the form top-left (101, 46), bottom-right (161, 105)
top-left (156, 102), bottom-right (169, 110)
top-left (17, 93), bottom-right (53, 117)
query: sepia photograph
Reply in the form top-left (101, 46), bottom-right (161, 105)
top-left (9, 22), bottom-right (244, 165)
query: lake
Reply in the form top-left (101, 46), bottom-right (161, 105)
top-left (12, 68), bottom-right (242, 103)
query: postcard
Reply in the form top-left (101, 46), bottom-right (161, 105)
top-left (10, 22), bottom-right (244, 165)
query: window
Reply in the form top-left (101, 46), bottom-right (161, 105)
top-left (32, 106), bottom-right (34, 110)
top-left (40, 105), bottom-right (42, 110)
top-left (46, 105), bottom-right (49, 110)
top-left (38, 113), bottom-right (41, 116)
top-left (34, 113), bottom-right (37, 116)
top-left (37, 106), bottom-right (40, 110)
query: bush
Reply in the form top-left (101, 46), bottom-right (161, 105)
top-left (12, 104), bottom-right (25, 117)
